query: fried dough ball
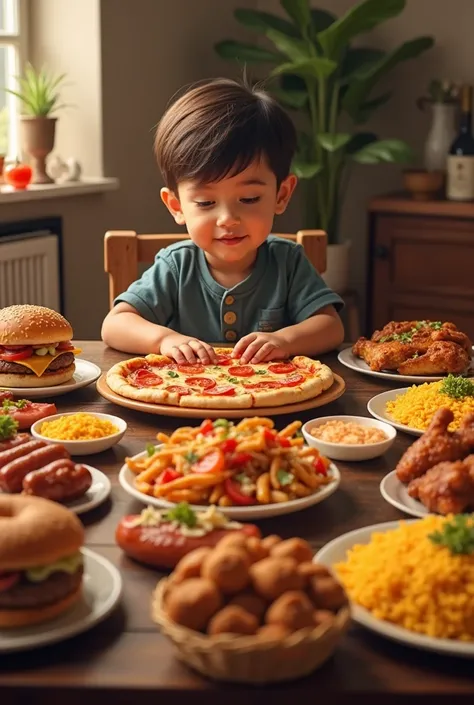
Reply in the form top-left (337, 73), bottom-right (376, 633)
top-left (297, 561), bottom-right (332, 584)
top-left (207, 605), bottom-right (258, 636)
top-left (271, 538), bottom-right (313, 564)
top-left (313, 609), bottom-right (336, 628)
top-left (257, 624), bottom-right (291, 641)
top-left (260, 535), bottom-right (282, 551)
top-left (216, 533), bottom-right (249, 552)
top-left (265, 590), bottom-right (315, 631)
top-left (246, 536), bottom-right (269, 563)
top-left (228, 591), bottom-right (267, 621)
top-left (249, 557), bottom-right (303, 600)
top-left (173, 547), bottom-right (212, 582)
top-left (309, 576), bottom-right (347, 612)
top-left (165, 578), bottom-right (222, 631)
top-left (202, 548), bottom-right (250, 594)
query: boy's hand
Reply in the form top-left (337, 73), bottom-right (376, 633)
top-left (232, 332), bottom-right (290, 364)
top-left (160, 333), bottom-right (218, 365)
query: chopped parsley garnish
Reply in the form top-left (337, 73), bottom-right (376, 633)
top-left (167, 371), bottom-right (179, 378)
top-left (440, 374), bottom-right (474, 400)
top-left (185, 451), bottom-right (199, 464)
top-left (254, 369), bottom-right (267, 375)
top-left (379, 321), bottom-right (443, 344)
top-left (213, 419), bottom-right (230, 428)
top-left (163, 502), bottom-right (197, 528)
top-left (0, 415), bottom-right (18, 440)
top-left (277, 469), bottom-right (294, 486)
top-left (227, 377), bottom-right (239, 384)
top-left (429, 321), bottom-right (443, 330)
top-left (146, 443), bottom-right (156, 457)
top-left (236, 472), bottom-right (251, 485)
top-left (2, 398), bottom-right (28, 410)
top-left (429, 515), bottom-right (474, 555)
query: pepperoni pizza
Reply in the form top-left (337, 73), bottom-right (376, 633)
top-left (106, 348), bottom-right (334, 409)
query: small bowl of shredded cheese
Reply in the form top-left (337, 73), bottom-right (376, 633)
top-left (302, 415), bottom-right (396, 461)
top-left (31, 412), bottom-right (127, 455)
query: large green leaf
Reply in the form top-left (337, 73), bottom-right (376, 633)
top-left (343, 36), bottom-right (433, 120)
top-left (317, 133), bottom-right (351, 152)
top-left (265, 28), bottom-right (311, 62)
top-left (214, 40), bottom-right (282, 64)
top-left (269, 87), bottom-right (308, 109)
top-left (280, 0), bottom-right (311, 34)
top-left (340, 47), bottom-right (386, 81)
top-left (317, 0), bottom-right (405, 58)
top-left (234, 9), bottom-right (299, 37)
top-left (291, 158), bottom-right (322, 179)
top-left (310, 9), bottom-right (337, 33)
top-left (346, 132), bottom-right (378, 154)
top-left (352, 139), bottom-right (413, 164)
top-left (271, 57), bottom-right (337, 82)
top-left (354, 92), bottom-right (392, 124)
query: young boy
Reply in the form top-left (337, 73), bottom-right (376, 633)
top-left (102, 78), bottom-right (344, 365)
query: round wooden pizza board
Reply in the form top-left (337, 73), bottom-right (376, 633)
top-left (95, 372), bottom-right (346, 419)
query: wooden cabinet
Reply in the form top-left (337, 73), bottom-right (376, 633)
top-left (368, 195), bottom-right (474, 339)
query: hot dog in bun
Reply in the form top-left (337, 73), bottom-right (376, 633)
top-left (0, 494), bottom-right (84, 627)
top-left (0, 305), bottom-right (80, 388)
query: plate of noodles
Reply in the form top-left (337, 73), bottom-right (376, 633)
top-left (316, 516), bottom-right (474, 657)
top-left (118, 416), bottom-right (340, 520)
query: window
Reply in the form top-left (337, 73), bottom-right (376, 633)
top-left (0, 0), bottom-right (27, 159)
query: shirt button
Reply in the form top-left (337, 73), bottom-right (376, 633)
top-left (225, 330), bottom-right (237, 342)
top-left (225, 295), bottom-right (235, 306)
top-left (224, 311), bottom-right (237, 325)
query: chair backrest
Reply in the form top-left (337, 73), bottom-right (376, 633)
top-left (104, 230), bottom-right (327, 309)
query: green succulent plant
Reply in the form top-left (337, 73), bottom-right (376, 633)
top-left (215, 0), bottom-right (434, 244)
top-left (4, 62), bottom-right (67, 118)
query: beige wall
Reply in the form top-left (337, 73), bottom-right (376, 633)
top-left (5, 0), bottom-right (473, 337)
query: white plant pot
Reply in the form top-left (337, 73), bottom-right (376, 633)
top-left (322, 242), bottom-right (351, 294)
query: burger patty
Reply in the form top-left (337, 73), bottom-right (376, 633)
top-left (0, 352), bottom-right (74, 375)
top-left (0, 566), bottom-right (83, 609)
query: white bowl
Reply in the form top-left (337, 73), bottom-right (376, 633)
top-left (301, 415), bottom-right (396, 462)
top-left (31, 412), bottom-right (127, 456)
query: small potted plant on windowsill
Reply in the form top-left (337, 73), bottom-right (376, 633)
top-left (4, 63), bottom-right (67, 184)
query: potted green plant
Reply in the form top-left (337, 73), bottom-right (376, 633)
top-left (4, 63), bottom-right (67, 184)
top-left (215, 0), bottom-right (434, 292)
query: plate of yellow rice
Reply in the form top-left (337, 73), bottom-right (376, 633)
top-left (367, 381), bottom-right (474, 435)
top-left (316, 516), bottom-right (474, 657)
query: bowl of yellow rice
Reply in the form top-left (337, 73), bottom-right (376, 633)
top-left (316, 515), bottom-right (474, 657)
top-left (31, 411), bottom-right (127, 455)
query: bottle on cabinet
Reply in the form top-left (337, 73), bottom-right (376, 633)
top-left (446, 84), bottom-right (474, 201)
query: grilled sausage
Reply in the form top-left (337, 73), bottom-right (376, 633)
top-left (0, 433), bottom-right (32, 453)
top-left (23, 460), bottom-right (93, 502)
top-left (0, 439), bottom-right (47, 470)
top-left (0, 444), bottom-right (69, 493)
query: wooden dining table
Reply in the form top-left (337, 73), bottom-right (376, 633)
top-left (1, 342), bottom-right (473, 705)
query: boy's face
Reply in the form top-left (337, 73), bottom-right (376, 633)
top-left (161, 158), bottom-right (297, 267)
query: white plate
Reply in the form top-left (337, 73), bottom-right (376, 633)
top-left (367, 388), bottom-right (423, 437)
top-left (338, 346), bottom-right (474, 384)
top-left (118, 448), bottom-right (340, 520)
top-left (0, 359), bottom-right (102, 399)
top-left (0, 547), bottom-right (122, 653)
top-left (316, 521), bottom-right (474, 658)
top-left (67, 465), bottom-right (111, 515)
top-left (31, 412), bottom-right (127, 455)
top-left (380, 470), bottom-right (429, 518)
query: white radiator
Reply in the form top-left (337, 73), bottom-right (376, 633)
top-left (0, 233), bottom-right (60, 310)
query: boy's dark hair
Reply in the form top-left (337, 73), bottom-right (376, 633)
top-left (154, 78), bottom-right (297, 192)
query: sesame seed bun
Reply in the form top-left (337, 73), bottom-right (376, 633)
top-left (0, 305), bottom-right (73, 346)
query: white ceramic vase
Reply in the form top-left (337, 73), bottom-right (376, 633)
top-left (322, 241), bottom-right (351, 294)
top-left (424, 103), bottom-right (457, 172)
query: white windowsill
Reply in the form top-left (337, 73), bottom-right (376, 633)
top-left (0, 177), bottom-right (120, 204)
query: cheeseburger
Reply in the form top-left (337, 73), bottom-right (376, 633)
top-left (0, 305), bottom-right (80, 388)
top-left (0, 495), bottom-right (84, 628)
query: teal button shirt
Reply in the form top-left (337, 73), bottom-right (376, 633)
top-left (114, 236), bottom-right (344, 343)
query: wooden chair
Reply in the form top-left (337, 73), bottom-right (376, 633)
top-left (104, 230), bottom-right (327, 309)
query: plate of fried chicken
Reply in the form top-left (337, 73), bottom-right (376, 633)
top-left (380, 408), bottom-right (474, 516)
top-left (340, 320), bottom-right (473, 382)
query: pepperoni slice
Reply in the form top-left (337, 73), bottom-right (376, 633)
top-left (215, 354), bottom-right (232, 366)
top-left (128, 368), bottom-right (163, 387)
top-left (244, 380), bottom-right (282, 390)
top-left (228, 365), bottom-right (254, 377)
top-left (165, 385), bottom-right (191, 396)
top-left (268, 363), bottom-right (296, 375)
top-left (282, 372), bottom-right (305, 387)
top-left (184, 376), bottom-right (216, 390)
top-left (204, 385), bottom-right (236, 396)
top-left (177, 364), bottom-right (205, 374)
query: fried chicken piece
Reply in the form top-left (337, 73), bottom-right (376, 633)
top-left (395, 408), bottom-right (474, 484)
top-left (431, 328), bottom-right (472, 353)
top-left (397, 341), bottom-right (471, 376)
top-left (351, 339), bottom-right (419, 371)
top-left (407, 454), bottom-right (474, 514)
top-left (371, 321), bottom-right (457, 343)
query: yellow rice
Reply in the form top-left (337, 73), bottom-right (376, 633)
top-left (335, 515), bottom-right (474, 641)
top-left (39, 413), bottom-right (119, 441)
top-left (385, 381), bottom-right (474, 431)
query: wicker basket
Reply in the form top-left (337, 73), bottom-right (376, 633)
top-left (152, 578), bottom-right (351, 684)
